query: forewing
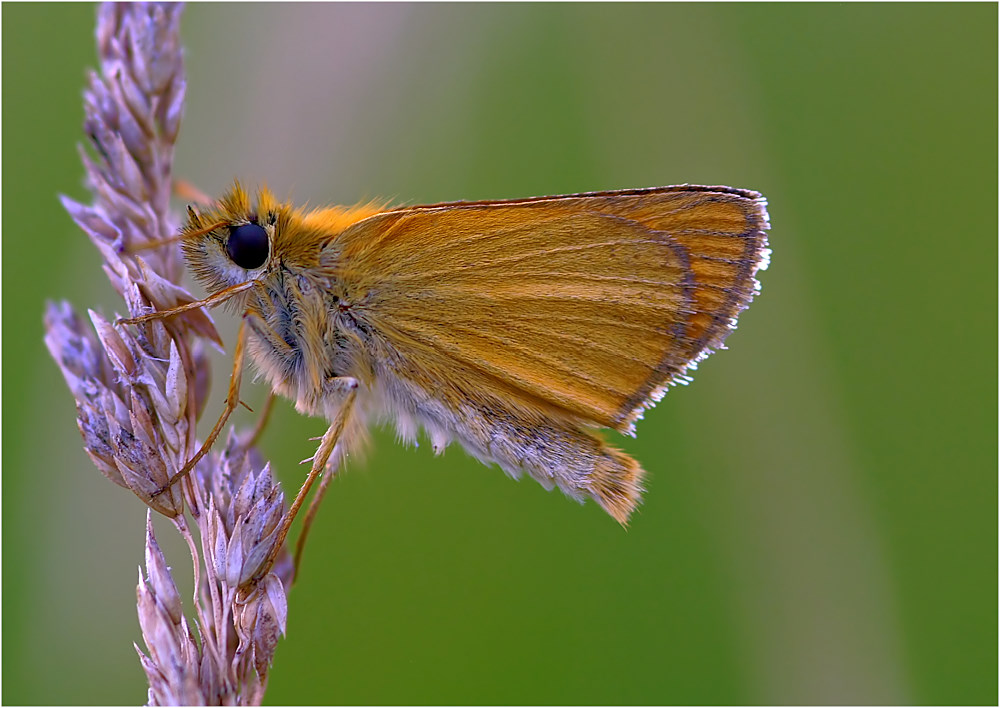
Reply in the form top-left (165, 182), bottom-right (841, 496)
top-left (330, 186), bottom-right (769, 432)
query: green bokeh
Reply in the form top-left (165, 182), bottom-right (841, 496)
top-left (3, 3), bottom-right (996, 705)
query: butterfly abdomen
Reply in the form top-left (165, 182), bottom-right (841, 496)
top-left (371, 358), bottom-right (646, 523)
top-left (468, 424), bottom-right (646, 526)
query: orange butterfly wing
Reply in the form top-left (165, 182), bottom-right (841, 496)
top-left (330, 186), bottom-right (769, 434)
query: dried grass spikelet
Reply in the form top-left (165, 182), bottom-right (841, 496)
top-left (44, 4), bottom-right (293, 704)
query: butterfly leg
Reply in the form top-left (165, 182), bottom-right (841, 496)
top-left (292, 377), bottom-right (361, 574)
top-left (149, 314), bottom-right (250, 500)
top-left (258, 377), bottom-right (359, 584)
top-left (117, 279), bottom-right (257, 326)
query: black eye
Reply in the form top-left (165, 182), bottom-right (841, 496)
top-left (226, 222), bottom-right (269, 269)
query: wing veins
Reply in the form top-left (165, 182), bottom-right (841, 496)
top-left (396, 308), bottom-right (658, 369)
top-left (391, 318), bottom-right (627, 397)
top-left (386, 237), bottom-right (667, 283)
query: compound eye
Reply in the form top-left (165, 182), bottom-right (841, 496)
top-left (226, 222), bottom-right (269, 269)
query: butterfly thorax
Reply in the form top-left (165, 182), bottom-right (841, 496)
top-left (245, 264), bottom-right (372, 421)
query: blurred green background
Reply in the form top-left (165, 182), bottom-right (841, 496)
top-left (3, 3), bottom-right (996, 705)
